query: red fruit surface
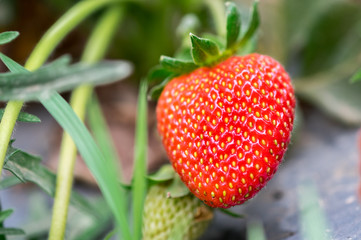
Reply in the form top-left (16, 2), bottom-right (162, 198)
top-left (156, 54), bottom-right (296, 208)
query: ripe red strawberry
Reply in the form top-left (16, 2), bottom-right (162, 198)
top-left (156, 54), bottom-right (296, 208)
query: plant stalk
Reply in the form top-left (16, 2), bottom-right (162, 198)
top-left (49, 5), bottom-right (125, 240)
top-left (0, 101), bottom-right (22, 178)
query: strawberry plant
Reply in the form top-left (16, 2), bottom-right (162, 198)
top-left (0, 0), bottom-right (359, 239)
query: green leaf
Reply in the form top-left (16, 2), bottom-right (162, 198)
top-left (0, 53), bottom-right (133, 101)
top-left (0, 176), bottom-right (22, 190)
top-left (238, 0), bottom-right (259, 48)
top-left (219, 208), bottom-right (245, 218)
top-left (160, 55), bottom-right (197, 74)
top-left (166, 174), bottom-right (190, 198)
top-left (351, 68), bottom-right (361, 83)
top-left (0, 227), bottom-right (25, 235)
top-left (225, 2), bottom-right (242, 48)
top-left (132, 80), bottom-right (148, 240)
top-left (190, 33), bottom-right (220, 65)
top-left (3, 143), bottom-right (97, 216)
top-left (0, 109), bottom-right (41, 123)
top-left (0, 31), bottom-right (19, 45)
top-left (0, 209), bottom-right (13, 223)
top-left (147, 164), bottom-right (175, 183)
top-left (1, 55), bottom-right (132, 239)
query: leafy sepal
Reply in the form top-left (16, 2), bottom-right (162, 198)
top-left (148, 1), bottom-right (260, 101)
top-left (147, 164), bottom-right (175, 183)
top-left (166, 174), bottom-right (190, 198)
top-left (160, 56), bottom-right (197, 74)
top-left (190, 33), bottom-right (220, 65)
top-left (226, 2), bottom-right (242, 48)
top-left (148, 74), bottom-right (176, 101)
top-left (147, 65), bottom-right (173, 85)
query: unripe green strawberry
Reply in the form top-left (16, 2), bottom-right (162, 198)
top-left (142, 184), bottom-right (213, 240)
top-left (156, 54), bottom-right (296, 208)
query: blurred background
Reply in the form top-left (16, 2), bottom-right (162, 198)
top-left (0, 0), bottom-right (361, 239)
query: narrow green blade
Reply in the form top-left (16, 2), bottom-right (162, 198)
top-left (132, 80), bottom-right (148, 240)
top-left (87, 94), bottom-right (122, 180)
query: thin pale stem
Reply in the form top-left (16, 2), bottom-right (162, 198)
top-left (49, 5), bottom-right (125, 240)
top-left (0, 101), bottom-right (22, 178)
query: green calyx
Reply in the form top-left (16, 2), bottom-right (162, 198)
top-left (146, 164), bottom-right (190, 198)
top-left (148, 0), bottom-right (260, 100)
